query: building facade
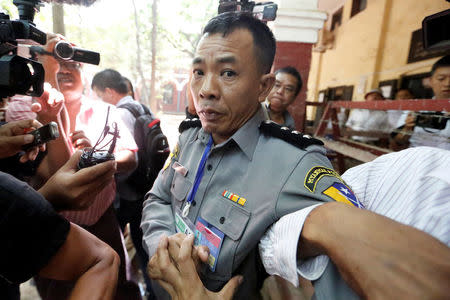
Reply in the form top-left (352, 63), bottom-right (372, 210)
top-left (307, 0), bottom-right (449, 109)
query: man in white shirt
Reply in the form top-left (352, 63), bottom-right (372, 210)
top-left (391, 55), bottom-right (450, 150)
top-left (345, 88), bottom-right (390, 144)
top-left (92, 69), bottom-right (154, 296)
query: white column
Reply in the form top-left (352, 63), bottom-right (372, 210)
top-left (273, 0), bottom-right (327, 43)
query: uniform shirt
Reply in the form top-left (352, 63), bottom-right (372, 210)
top-left (260, 146), bottom-right (450, 290)
top-left (6, 96), bottom-right (137, 225)
top-left (141, 107), bottom-right (358, 297)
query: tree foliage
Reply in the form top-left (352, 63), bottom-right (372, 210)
top-left (1, 0), bottom-right (218, 105)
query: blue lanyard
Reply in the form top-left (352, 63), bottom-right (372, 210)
top-left (182, 135), bottom-right (213, 217)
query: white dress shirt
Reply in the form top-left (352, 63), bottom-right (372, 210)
top-left (259, 146), bottom-right (450, 287)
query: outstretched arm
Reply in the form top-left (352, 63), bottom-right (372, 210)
top-left (38, 150), bottom-right (116, 211)
top-left (39, 223), bottom-right (120, 300)
top-left (300, 202), bottom-right (450, 299)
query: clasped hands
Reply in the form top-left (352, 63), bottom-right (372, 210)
top-left (148, 233), bottom-right (243, 300)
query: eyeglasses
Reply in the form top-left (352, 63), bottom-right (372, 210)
top-left (58, 61), bottom-right (81, 70)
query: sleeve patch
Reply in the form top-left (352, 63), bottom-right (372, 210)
top-left (304, 166), bottom-right (342, 192)
top-left (322, 182), bottom-right (364, 208)
top-left (163, 143), bottom-right (180, 171)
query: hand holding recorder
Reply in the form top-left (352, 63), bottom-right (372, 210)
top-left (0, 119), bottom-right (50, 162)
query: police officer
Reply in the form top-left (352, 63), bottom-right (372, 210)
top-left (142, 12), bottom-right (450, 300)
top-left (141, 12), bottom-right (360, 299)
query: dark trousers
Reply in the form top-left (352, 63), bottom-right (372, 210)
top-left (35, 206), bottom-right (142, 300)
top-left (116, 198), bottom-right (155, 299)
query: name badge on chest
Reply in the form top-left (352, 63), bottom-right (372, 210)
top-left (194, 216), bottom-right (225, 272)
top-left (175, 209), bottom-right (225, 272)
top-left (175, 208), bottom-right (194, 235)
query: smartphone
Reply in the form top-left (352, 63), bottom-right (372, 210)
top-left (22, 121), bottom-right (60, 150)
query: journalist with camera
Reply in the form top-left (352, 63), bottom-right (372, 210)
top-left (6, 28), bottom-right (143, 298)
top-left (0, 1), bottom-right (131, 299)
top-left (391, 55), bottom-right (450, 150)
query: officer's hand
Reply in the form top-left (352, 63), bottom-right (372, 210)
top-left (70, 130), bottom-right (92, 150)
top-left (0, 119), bottom-right (45, 162)
top-left (148, 234), bottom-right (242, 300)
top-left (38, 150), bottom-right (116, 210)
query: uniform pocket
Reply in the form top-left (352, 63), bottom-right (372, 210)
top-left (200, 198), bottom-right (250, 241)
top-left (170, 171), bottom-right (192, 202)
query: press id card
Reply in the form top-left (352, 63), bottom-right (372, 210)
top-left (194, 216), bottom-right (225, 272)
top-left (175, 210), bottom-right (194, 235)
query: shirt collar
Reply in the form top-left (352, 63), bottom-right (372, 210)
top-left (198, 107), bottom-right (264, 161)
top-left (116, 95), bottom-right (134, 106)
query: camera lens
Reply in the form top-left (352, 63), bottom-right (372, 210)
top-left (14, 0), bottom-right (41, 21)
top-left (54, 41), bottom-right (74, 60)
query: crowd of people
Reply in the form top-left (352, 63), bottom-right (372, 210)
top-left (1, 10), bottom-right (449, 300)
top-left (344, 55), bottom-right (450, 150)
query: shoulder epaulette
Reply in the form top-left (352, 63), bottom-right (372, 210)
top-left (259, 120), bottom-right (324, 149)
top-left (179, 118), bottom-right (202, 133)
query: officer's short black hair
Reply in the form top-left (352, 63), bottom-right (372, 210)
top-left (431, 55), bottom-right (450, 76)
top-left (203, 12), bottom-right (276, 74)
top-left (275, 66), bottom-right (303, 96)
top-left (91, 69), bottom-right (128, 94)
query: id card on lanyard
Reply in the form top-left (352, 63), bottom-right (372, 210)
top-left (175, 135), bottom-right (225, 272)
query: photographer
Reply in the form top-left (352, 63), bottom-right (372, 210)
top-left (0, 121), bottom-right (119, 300)
top-left (7, 33), bottom-right (141, 299)
top-left (391, 55), bottom-right (450, 150)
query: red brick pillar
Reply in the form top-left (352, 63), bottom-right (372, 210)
top-left (271, 0), bottom-right (326, 132)
top-left (273, 42), bottom-right (313, 131)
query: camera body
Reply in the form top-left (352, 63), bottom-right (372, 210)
top-left (54, 41), bottom-right (100, 65)
top-left (22, 121), bottom-right (60, 150)
top-left (415, 112), bottom-right (448, 130)
top-left (0, 0), bottom-right (46, 98)
top-left (218, 0), bottom-right (278, 22)
top-left (78, 149), bottom-right (115, 169)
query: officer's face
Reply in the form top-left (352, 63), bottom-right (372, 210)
top-left (267, 72), bottom-right (298, 113)
top-left (190, 29), bottom-right (274, 144)
top-left (430, 66), bottom-right (450, 99)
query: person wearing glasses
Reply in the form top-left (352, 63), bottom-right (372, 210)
top-left (265, 66), bottom-right (302, 130)
top-left (6, 33), bottom-right (141, 300)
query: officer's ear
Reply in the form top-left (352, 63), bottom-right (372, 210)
top-left (258, 73), bottom-right (275, 103)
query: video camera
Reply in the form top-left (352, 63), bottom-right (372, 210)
top-left (218, 0), bottom-right (278, 22)
top-left (0, 0), bottom-right (101, 99)
top-left (0, 0), bottom-right (46, 98)
top-left (29, 40), bottom-right (101, 65)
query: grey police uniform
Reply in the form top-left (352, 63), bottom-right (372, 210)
top-left (141, 107), bottom-right (356, 299)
